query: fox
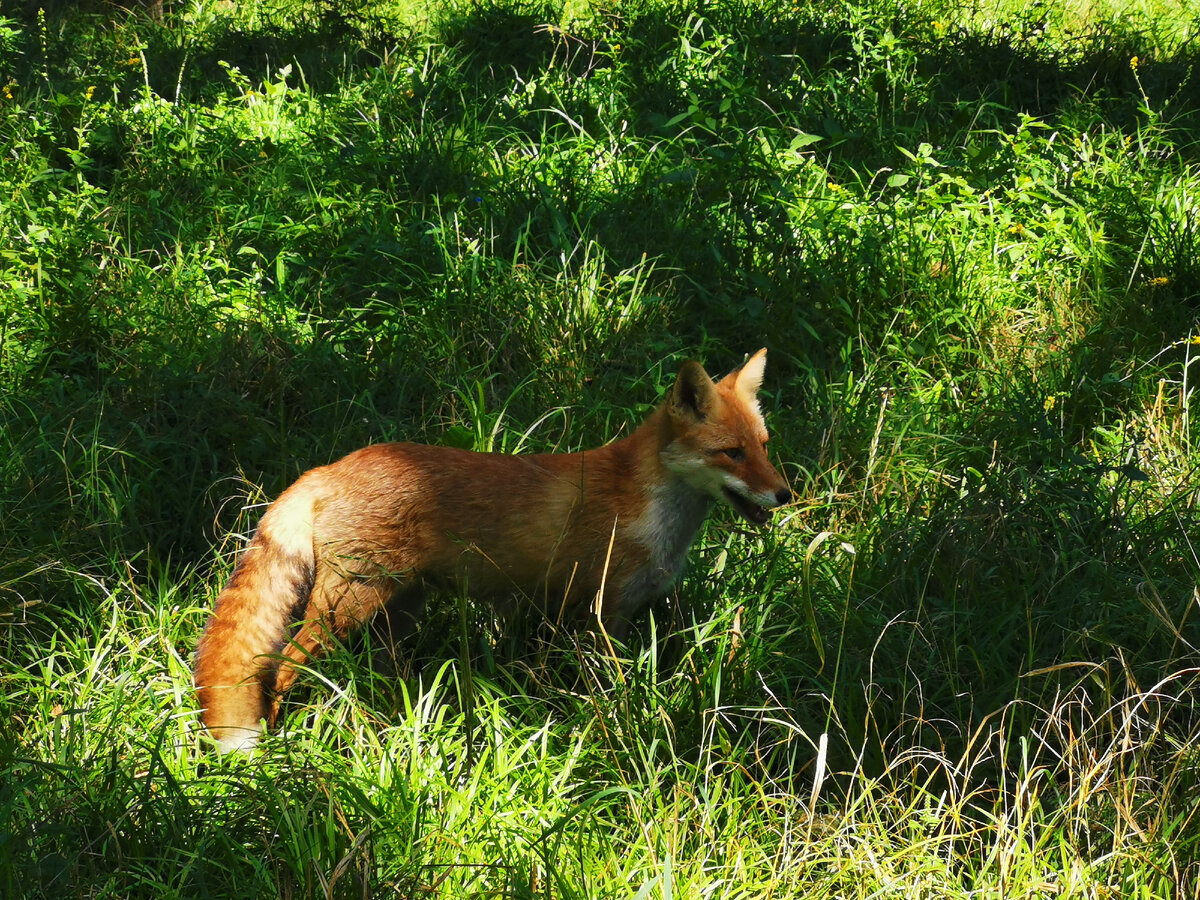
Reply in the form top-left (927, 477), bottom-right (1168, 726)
top-left (193, 349), bottom-right (790, 752)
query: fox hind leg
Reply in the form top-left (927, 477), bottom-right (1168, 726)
top-left (268, 572), bottom-right (422, 724)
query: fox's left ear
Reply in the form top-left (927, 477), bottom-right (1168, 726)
top-left (725, 348), bottom-right (767, 406)
top-left (671, 359), bottom-right (719, 422)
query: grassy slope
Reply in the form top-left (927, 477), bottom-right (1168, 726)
top-left (1, 0), bottom-right (1199, 895)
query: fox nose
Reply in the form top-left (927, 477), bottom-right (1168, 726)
top-left (774, 487), bottom-right (792, 506)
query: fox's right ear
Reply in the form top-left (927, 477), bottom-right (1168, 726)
top-left (670, 360), bottom-right (718, 421)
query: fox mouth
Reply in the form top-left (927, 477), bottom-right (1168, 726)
top-left (722, 487), bottom-right (773, 525)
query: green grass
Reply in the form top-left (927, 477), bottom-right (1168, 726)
top-left (3, 0), bottom-right (1200, 895)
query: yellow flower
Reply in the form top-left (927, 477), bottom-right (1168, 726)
top-left (1007, 222), bottom-right (1026, 235)
top-left (1148, 276), bottom-right (1169, 287)
top-left (1190, 335), bottom-right (1200, 345)
top-left (1130, 55), bottom-right (1139, 70)
top-left (1044, 395), bottom-right (1057, 412)
top-left (85, 85), bottom-right (95, 101)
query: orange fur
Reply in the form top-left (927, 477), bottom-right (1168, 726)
top-left (193, 349), bottom-right (790, 751)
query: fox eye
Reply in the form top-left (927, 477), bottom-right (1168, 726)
top-left (721, 447), bottom-right (746, 462)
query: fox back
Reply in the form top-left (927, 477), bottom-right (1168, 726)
top-left (193, 349), bottom-right (790, 751)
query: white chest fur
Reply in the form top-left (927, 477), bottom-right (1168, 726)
top-left (618, 478), bottom-right (713, 617)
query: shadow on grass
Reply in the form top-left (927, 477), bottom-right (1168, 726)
top-left (0, 730), bottom-right (402, 899)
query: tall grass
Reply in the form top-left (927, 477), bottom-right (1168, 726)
top-left (2, 0), bottom-right (1199, 895)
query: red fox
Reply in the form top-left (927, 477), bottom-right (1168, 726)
top-left (194, 349), bottom-right (790, 752)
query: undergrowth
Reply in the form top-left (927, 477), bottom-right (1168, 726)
top-left (2, 0), bottom-right (1199, 896)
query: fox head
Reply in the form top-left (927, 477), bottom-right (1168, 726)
top-left (661, 348), bottom-right (791, 524)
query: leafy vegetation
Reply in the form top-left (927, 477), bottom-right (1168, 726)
top-left (2, 0), bottom-right (1199, 895)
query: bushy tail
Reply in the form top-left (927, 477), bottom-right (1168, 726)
top-left (194, 487), bottom-right (316, 753)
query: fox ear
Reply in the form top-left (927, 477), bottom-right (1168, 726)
top-left (671, 360), bottom-right (718, 421)
top-left (732, 348), bottom-right (767, 397)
